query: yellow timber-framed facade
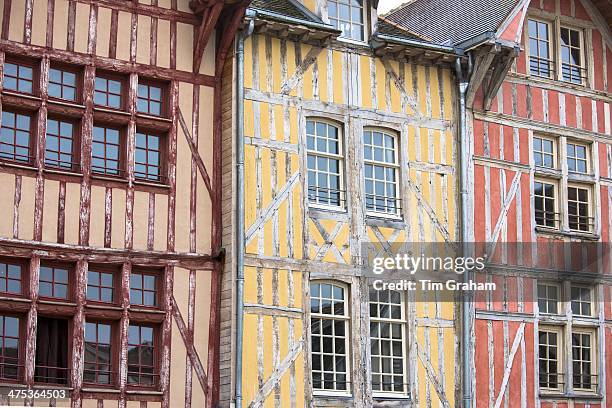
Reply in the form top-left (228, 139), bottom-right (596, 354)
top-left (220, 0), bottom-right (463, 406)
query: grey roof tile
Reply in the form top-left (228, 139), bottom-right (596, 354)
top-left (385, 0), bottom-right (520, 46)
top-left (249, 0), bottom-right (324, 24)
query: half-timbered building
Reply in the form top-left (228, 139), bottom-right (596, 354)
top-left (0, 0), bottom-right (245, 407)
top-left (387, 0), bottom-right (611, 407)
top-left (220, 0), bottom-right (463, 406)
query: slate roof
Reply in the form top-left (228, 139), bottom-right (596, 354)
top-left (384, 0), bottom-right (520, 46)
top-left (249, 0), bottom-right (325, 24)
top-left (375, 17), bottom-right (425, 41)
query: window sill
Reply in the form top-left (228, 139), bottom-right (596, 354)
top-left (2, 89), bottom-right (41, 101)
top-left (313, 391), bottom-right (353, 398)
top-left (522, 73), bottom-right (589, 91)
top-left (535, 226), bottom-right (599, 241)
top-left (134, 179), bottom-right (170, 189)
top-left (308, 205), bottom-right (349, 219)
top-left (539, 391), bottom-right (601, 399)
top-left (91, 173), bottom-right (128, 184)
top-left (372, 393), bottom-right (410, 400)
top-left (126, 389), bottom-right (163, 395)
top-left (38, 299), bottom-right (77, 307)
top-left (0, 160), bottom-right (38, 173)
top-left (43, 167), bottom-right (83, 180)
top-left (534, 167), bottom-right (562, 178)
top-left (82, 387), bottom-right (120, 393)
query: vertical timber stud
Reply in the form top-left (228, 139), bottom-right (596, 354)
top-left (34, 57), bottom-right (49, 242)
top-left (71, 260), bottom-right (88, 408)
top-left (161, 265), bottom-right (174, 408)
top-left (24, 256), bottom-right (40, 407)
top-left (125, 73), bottom-right (138, 250)
top-left (80, 65), bottom-right (95, 247)
top-left (118, 262), bottom-right (131, 408)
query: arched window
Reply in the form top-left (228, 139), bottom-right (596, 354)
top-left (369, 288), bottom-right (407, 395)
top-left (363, 129), bottom-right (400, 216)
top-left (306, 120), bottom-right (344, 208)
top-left (310, 281), bottom-right (350, 393)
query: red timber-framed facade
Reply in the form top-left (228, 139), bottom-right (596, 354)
top-left (466, 1), bottom-right (611, 407)
top-left (0, 0), bottom-right (246, 407)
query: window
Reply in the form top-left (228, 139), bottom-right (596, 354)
top-left (0, 261), bottom-right (22, 295)
top-left (127, 324), bottom-right (156, 386)
top-left (45, 118), bottom-right (77, 170)
top-left (567, 142), bottom-right (588, 174)
top-left (570, 286), bottom-right (592, 316)
top-left (84, 322), bottom-right (112, 385)
top-left (538, 330), bottom-right (561, 390)
top-left (48, 67), bottom-right (77, 101)
top-left (310, 282), bottom-right (350, 393)
top-left (92, 126), bottom-right (123, 176)
top-left (0, 316), bottom-right (20, 380)
top-left (137, 82), bottom-right (163, 116)
top-left (567, 186), bottom-right (591, 232)
top-left (39, 264), bottom-right (69, 300)
top-left (3, 61), bottom-right (34, 94)
top-left (560, 27), bottom-right (584, 84)
top-left (528, 19), bottom-right (552, 78)
top-left (538, 283), bottom-right (559, 314)
top-left (35, 317), bottom-right (69, 384)
top-left (94, 75), bottom-right (123, 109)
top-left (364, 130), bottom-right (400, 216)
top-left (87, 269), bottom-right (115, 303)
top-left (130, 271), bottom-right (158, 307)
top-left (328, 0), bottom-right (365, 41)
top-left (135, 131), bottom-right (162, 182)
top-left (572, 331), bottom-right (595, 390)
top-left (307, 120), bottom-right (344, 208)
top-left (0, 111), bottom-right (32, 163)
top-left (533, 136), bottom-right (555, 168)
top-left (369, 289), bottom-right (406, 395)
top-left (534, 181), bottom-right (557, 228)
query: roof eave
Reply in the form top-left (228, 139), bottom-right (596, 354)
top-left (372, 33), bottom-right (463, 56)
top-left (247, 7), bottom-right (342, 35)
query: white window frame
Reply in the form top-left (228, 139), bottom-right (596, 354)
top-left (306, 119), bottom-right (345, 211)
top-left (310, 281), bottom-right (351, 396)
top-left (363, 128), bottom-right (401, 219)
top-left (534, 179), bottom-right (559, 229)
top-left (567, 184), bottom-right (592, 233)
top-left (558, 25), bottom-right (586, 85)
top-left (533, 135), bottom-right (557, 169)
top-left (570, 285), bottom-right (594, 317)
top-left (527, 18), bottom-right (554, 79)
top-left (369, 289), bottom-right (408, 397)
top-left (571, 328), bottom-right (597, 392)
top-left (327, 0), bottom-right (367, 43)
top-left (538, 327), bottom-right (563, 392)
top-left (537, 282), bottom-right (561, 315)
top-left (566, 141), bottom-right (590, 174)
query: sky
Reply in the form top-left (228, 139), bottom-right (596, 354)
top-left (377, 0), bottom-right (412, 15)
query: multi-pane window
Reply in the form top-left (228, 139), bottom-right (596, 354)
top-left (369, 289), bottom-right (406, 395)
top-left (307, 120), bottom-right (343, 208)
top-left (84, 322), bottom-right (112, 385)
top-left (364, 130), bottom-right (400, 216)
top-left (135, 132), bottom-right (162, 182)
top-left (568, 186), bottom-right (591, 232)
top-left (0, 316), bottom-right (19, 380)
top-left (137, 82), bottom-right (163, 116)
top-left (39, 265), bottom-right (69, 299)
top-left (0, 262), bottom-right (21, 295)
top-left (127, 324), bottom-right (156, 386)
top-left (0, 111), bottom-right (31, 163)
top-left (87, 269), bottom-right (114, 303)
top-left (538, 330), bottom-right (560, 389)
top-left (533, 136), bottom-right (555, 168)
top-left (310, 282), bottom-right (349, 393)
top-left (572, 332), bottom-right (594, 390)
top-left (528, 19), bottom-right (552, 77)
top-left (560, 27), bottom-right (584, 84)
top-left (328, 0), bottom-right (365, 41)
top-left (3, 62), bottom-right (34, 94)
top-left (567, 142), bottom-right (588, 173)
top-left (45, 119), bottom-right (76, 170)
top-left (538, 283), bottom-right (559, 314)
top-left (92, 126), bottom-right (122, 176)
top-left (48, 67), bottom-right (77, 101)
top-left (570, 286), bottom-right (592, 316)
top-left (130, 272), bottom-right (158, 307)
top-left (94, 76), bottom-right (123, 109)
top-left (534, 181), bottom-right (557, 228)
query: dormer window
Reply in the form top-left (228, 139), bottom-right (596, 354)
top-left (328, 0), bottom-right (365, 41)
